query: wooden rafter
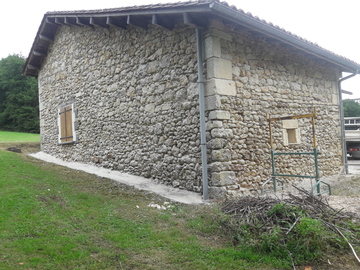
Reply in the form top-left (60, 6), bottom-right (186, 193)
top-left (76, 17), bottom-right (94, 28)
top-left (64, 17), bottom-right (79, 26)
top-left (54, 17), bottom-right (65, 25)
top-left (106, 16), bottom-right (127, 29)
top-left (89, 17), bottom-right (109, 29)
top-left (152, 14), bottom-right (174, 30)
top-left (127, 15), bottom-right (148, 29)
top-left (39, 34), bottom-right (53, 42)
top-left (45, 17), bottom-right (57, 25)
top-left (28, 64), bottom-right (41, 70)
top-left (183, 12), bottom-right (196, 27)
top-left (33, 50), bottom-right (46, 56)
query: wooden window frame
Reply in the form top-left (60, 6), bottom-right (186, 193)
top-left (58, 104), bottom-right (76, 144)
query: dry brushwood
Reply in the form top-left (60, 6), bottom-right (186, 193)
top-left (222, 186), bottom-right (359, 228)
top-left (221, 186), bottom-right (360, 263)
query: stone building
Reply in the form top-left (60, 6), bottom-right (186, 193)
top-left (24, 0), bottom-right (360, 198)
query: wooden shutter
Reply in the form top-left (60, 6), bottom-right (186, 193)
top-left (59, 105), bottom-right (73, 143)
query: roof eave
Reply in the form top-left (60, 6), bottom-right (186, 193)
top-left (209, 1), bottom-right (360, 73)
top-left (23, 1), bottom-right (360, 77)
top-left (23, 3), bottom-right (214, 77)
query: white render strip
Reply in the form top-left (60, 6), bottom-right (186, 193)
top-left (29, 151), bottom-right (204, 205)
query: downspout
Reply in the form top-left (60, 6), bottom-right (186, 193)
top-left (195, 27), bottom-right (209, 200)
top-left (338, 71), bottom-right (359, 174)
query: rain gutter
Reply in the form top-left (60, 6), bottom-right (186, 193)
top-left (339, 71), bottom-right (359, 174)
top-left (195, 27), bottom-right (209, 200)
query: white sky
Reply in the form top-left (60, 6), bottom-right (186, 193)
top-left (2, 0), bottom-right (360, 98)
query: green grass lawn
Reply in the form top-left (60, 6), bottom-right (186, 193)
top-left (0, 131), bottom-right (40, 142)
top-left (0, 150), bottom-right (281, 270)
top-left (1, 150), bottom-right (359, 269)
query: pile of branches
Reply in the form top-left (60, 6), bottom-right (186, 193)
top-left (221, 186), bottom-right (360, 263)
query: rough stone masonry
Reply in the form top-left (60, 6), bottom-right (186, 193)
top-left (38, 18), bottom-right (342, 197)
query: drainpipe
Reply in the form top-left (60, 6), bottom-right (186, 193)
top-left (338, 71), bottom-right (359, 174)
top-left (195, 27), bottom-right (209, 200)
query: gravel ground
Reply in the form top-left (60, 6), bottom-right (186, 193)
top-left (274, 173), bottom-right (360, 220)
top-left (326, 174), bottom-right (360, 219)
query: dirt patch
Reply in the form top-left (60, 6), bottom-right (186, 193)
top-left (0, 142), bottom-right (40, 154)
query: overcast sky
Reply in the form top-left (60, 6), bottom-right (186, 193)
top-left (2, 0), bottom-right (360, 98)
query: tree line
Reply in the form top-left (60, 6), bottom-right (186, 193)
top-left (343, 99), bottom-right (360, 117)
top-left (0, 55), bottom-right (39, 133)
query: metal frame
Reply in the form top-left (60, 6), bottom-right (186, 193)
top-left (262, 108), bottom-right (331, 195)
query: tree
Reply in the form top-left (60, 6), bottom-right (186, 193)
top-left (343, 99), bottom-right (360, 117)
top-left (0, 55), bottom-right (39, 133)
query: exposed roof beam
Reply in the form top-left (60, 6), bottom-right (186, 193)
top-left (64, 17), bottom-right (80, 26)
top-left (54, 17), bottom-right (66, 25)
top-left (39, 34), bottom-right (53, 42)
top-left (28, 64), bottom-right (41, 70)
top-left (90, 17), bottom-right (109, 29)
top-left (106, 16), bottom-right (127, 29)
top-left (23, 1), bottom-right (360, 77)
top-left (33, 50), bottom-right (47, 56)
top-left (183, 12), bottom-right (197, 27)
top-left (76, 17), bottom-right (94, 28)
top-left (45, 17), bottom-right (57, 25)
top-left (47, 5), bottom-right (212, 18)
top-left (182, 12), bottom-right (207, 28)
top-left (127, 15), bottom-right (148, 29)
top-left (63, 17), bottom-right (73, 26)
top-left (152, 14), bottom-right (173, 30)
top-left (342, 89), bottom-right (353, 95)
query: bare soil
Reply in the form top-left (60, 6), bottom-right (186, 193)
top-left (0, 142), bottom-right (40, 154)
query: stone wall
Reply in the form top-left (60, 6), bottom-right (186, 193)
top-left (38, 18), bottom-right (343, 198)
top-left (38, 24), bottom-right (203, 192)
top-left (204, 20), bottom-right (342, 196)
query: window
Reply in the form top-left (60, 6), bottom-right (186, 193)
top-left (282, 119), bottom-right (300, 145)
top-left (286, 129), bottom-right (297, 144)
top-left (58, 104), bottom-right (76, 144)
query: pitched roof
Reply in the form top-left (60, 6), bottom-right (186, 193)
top-left (24, 0), bottom-right (360, 77)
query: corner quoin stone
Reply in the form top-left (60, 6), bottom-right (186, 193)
top-left (205, 78), bottom-right (236, 96)
top-left (209, 110), bottom-right (231, 120)
top-left (211, 171), bottom-right (236, 186)
top-left (206, 58), bottom-right (233, 80)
